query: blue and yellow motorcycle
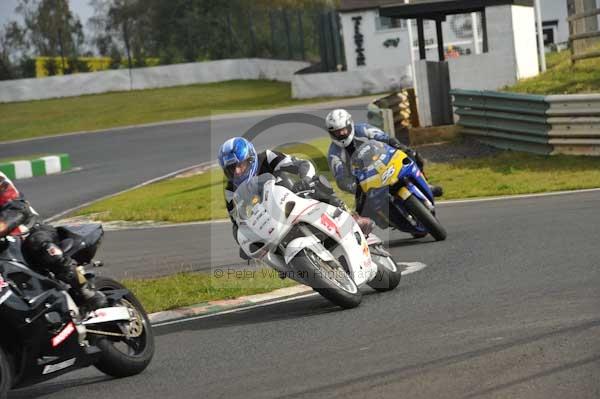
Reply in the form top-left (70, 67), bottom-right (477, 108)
top-left (350, 140), bottom-right (447, 241)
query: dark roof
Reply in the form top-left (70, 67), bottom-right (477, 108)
top-left (379, 0), bottom-right (534, 19)
top-left (339, 0), bottom-right (401, 12)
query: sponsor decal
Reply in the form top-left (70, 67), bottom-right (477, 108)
top-left (362, 242), bottom-right (370, 258)
top-left (279, 192), bottom-right (290, 204)
top-left (0, 274), bottom-right (8, 290)
top-left (51, 322), bottom-right (76, 348)
top-left (42, 358), bottom-right (76, 375)
top-left (320, 213), bottom-right (341, 238)
top-left (381, 166), bottom-right (396, 183)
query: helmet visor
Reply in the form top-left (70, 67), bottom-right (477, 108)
top-left (330, 126), bottom-right (351, 141)
top-left (223, 158), bottom-right (253, 181)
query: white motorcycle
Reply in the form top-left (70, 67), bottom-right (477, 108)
top-left (233, 173), bottom-right (402, 309)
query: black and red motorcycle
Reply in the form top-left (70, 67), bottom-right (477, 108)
top-left (0, 224), bottom-right (154, 399)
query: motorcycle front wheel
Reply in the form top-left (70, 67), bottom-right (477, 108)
top-left (293, 249), bottom-right (362, 309)
top-left (92, 277), bottom-right (155, 378)
top-left (367, 245), bottom-right (402, 292)
top-left (404, 195), bottom-right (447, 241)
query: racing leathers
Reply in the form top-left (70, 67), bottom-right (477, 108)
top-left (0, 172), bottom-right (106, 308)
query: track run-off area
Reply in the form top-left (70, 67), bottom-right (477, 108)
top-left (3, 104), bottom-right (599, 399)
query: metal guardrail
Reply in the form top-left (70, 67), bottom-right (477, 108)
top-left (546, 94), bottom-right (600, 155)
top-left (452, 90), bottom-right (600, 155)
top-left (451, 90), bottom-right (552, 154)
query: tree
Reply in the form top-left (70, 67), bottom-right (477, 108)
top-left (16, 0), bottom-right (85, 72)
top-left (89, 0), bottom-right (154, 69)
top-left (0, 22), bottom-right (27, 80)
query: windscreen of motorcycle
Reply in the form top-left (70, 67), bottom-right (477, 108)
top-left (233, 174), bottom-right (277, 221)
top-left (350, 140), bottom-right (407, 192)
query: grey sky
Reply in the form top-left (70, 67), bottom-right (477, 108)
top-left (0, 0), bottom-right (95, 28)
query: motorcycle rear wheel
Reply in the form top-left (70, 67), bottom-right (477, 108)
top-left (294, 249), bottom-right (362, 309)
top-left (404, 195), bottom-right (447, 241)
top-left (0, 346), bottom-right (12, 399)
top-left (92, 277), bottom-right (155, 378)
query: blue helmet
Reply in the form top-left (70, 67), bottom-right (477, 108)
top-left (218, 137), bottom-right (258, 186)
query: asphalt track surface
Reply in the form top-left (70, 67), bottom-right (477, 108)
top-left (10, 189), bottom-right (600, 398)
top-left (0, 102), bottom-right (368, 218)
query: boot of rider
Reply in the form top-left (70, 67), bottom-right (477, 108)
top-left (352, 214), bottom-right (374, 237)
top-left (329, 197), bottom-right (374, 236)
top-left (46, 243), bottom-right (108, 309)
top-left (412, 151), bottom-right (443, 198)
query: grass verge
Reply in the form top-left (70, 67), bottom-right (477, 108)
top-left (0, 80), bottom-right (364, 143)
top-left (77, 138), bottom-right (600, 223)
top-left (504, 50), bottom-right (600, 94)
top-left (123, 268), bottom-right (297, 314)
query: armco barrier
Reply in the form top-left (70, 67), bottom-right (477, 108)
top-left (452, 90), bottom-right (551, 154)
top-left (452, 90), bottom-right (600, 155)
top-left (546, 94), bottom-right (600, 155)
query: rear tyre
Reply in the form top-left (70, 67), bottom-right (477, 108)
top-left (404, 195), bottom-right (447, 241)
top-left (0, 346), bottom-right (12, 399)
top-left (367, 245), bottom-right (402, 292)
top-left (93, 277), bottom-right (155, 378)
top-left (293, 249), bottom-right (362, 309)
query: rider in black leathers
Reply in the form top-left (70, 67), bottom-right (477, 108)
top-left (0, 172), bottom-right (106, 308)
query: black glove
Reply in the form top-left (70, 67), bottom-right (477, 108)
top-left (337, 176), bottom-right (357, 193)
top-left (292, 176), bottom-right (314, 193)
top-left (388, 137), bottom-right (408, 151)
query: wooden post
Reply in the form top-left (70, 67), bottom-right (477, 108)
top-left (297, 11), bottom-right (306, 60)
top-left (417, 18), bottom-right (426, 59)
top-left (436, 19), bottom-right (444, 61)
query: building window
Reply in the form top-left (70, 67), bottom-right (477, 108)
top-left (376, 16), bottom-right (406, 31)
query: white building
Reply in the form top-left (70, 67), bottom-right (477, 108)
top-left (541, 0), bottom-right (570, 50)
top-left (338, 0), bottom-right (540, 91)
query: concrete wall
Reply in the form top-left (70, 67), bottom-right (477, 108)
top-left (447, 5), bottom-right (540, 91)
top-left (0, 59), bottom-right (309, 103)
top-left (414, 60), bottom-right (453, 126)
top-left (512, 5), bottom-right (540, 79)
top-left (291, 65), bottom-right (412, 99)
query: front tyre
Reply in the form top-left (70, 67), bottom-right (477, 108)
top-left (0, 346), bottom-right (12, 399)
top-left (93, 277), bottom-right (155, 378)
top-left (293, 249), bottom-right (362, 309)
top-left (367, 245), bottom-right (402, 292)
top-left (404, 195), bottom-right (447, 241)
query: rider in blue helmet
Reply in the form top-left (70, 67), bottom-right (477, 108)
top-left (218, 137), bottom-right (260, 187)
top-left (218, 137), bottom-right (374, 259)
